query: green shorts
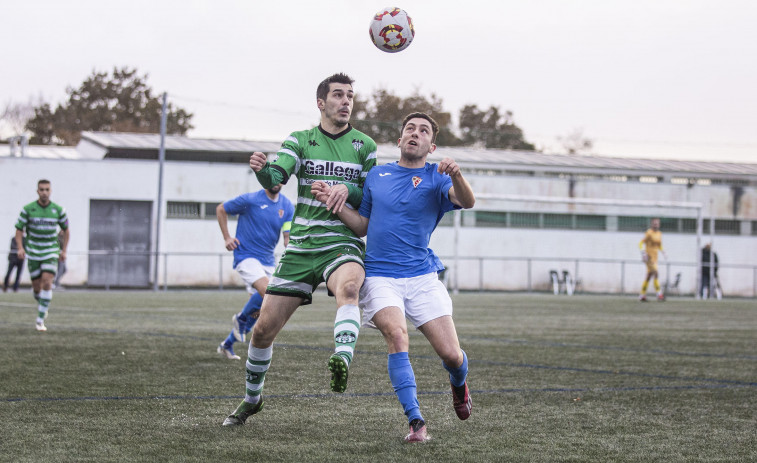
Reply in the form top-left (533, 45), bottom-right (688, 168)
top-left (28, 257), bottom-right (58, 279)
top-left (267, 244), bottom-right (364, 305)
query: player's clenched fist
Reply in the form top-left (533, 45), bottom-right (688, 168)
top-left (249, 152), bottom-right (267, 172)
top-left (437, 157), bottom-right (461, 177)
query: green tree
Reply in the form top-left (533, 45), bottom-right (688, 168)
top-left (352, 87), bottom-right (535, 150)
top-left (26, 67), bottom-right (193, 145)
top-left (353, 88), bottom-right (461, 145)
top-left (458, 104), bottom-right (535, 150)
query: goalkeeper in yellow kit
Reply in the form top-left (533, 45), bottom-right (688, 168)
top-left (639, 218), bottom-right (667, 301)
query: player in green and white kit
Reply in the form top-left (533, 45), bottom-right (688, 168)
top-left (15, 179), bottom-right (69, 331)
top-left (223, 73), bottom-right (377, 426)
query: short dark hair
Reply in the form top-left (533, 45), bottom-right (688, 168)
top-left (38, 179), bottom-right (50, 187)
top-left (316, 73), bottom-right (355, 101)
top-left (400, 112), bottom-right (439, 143)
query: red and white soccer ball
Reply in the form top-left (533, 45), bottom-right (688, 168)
top-left (369, 7), bottom-right (415, 53)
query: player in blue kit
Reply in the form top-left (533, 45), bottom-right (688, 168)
top-left (216, 184), bottom-right (294, 360)
top-left (312, 112), bottom-right (476, 443)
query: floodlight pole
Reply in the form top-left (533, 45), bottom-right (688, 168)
top-left (153, 92), bottom-right (168, 291)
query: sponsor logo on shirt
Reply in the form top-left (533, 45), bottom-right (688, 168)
top-left (303, 160), bottom-right (361, 182)
top-left (260, 205), bottom-right (269, 209)
top-left (379, 172), bottom-right (391, 177)
top-left (412, 176), bottom-right (422, 188)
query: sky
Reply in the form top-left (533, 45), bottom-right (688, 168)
top-left (1, 0), bottom-right (756, 163)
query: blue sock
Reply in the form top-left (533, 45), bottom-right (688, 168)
top-left (443, 349), bottom-right (468, 387)
top-left (387, 352), bottom-right (423, 423)
top-left (240, 292), bottom-right (263, 332)
top-left (223, 332), bottom-right (236, 349)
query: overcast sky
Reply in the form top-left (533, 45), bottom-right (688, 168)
top-left (2, 0), bottom-right (755, 163)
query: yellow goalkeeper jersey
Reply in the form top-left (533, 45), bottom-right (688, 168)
top-left (640, 229), bottom-right (663, 261)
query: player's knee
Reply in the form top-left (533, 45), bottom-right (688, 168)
top-left (441, 348), bottom-right (463, 368)
top-left (340, 280), bottom-right (361, 302)
top-left (251, 321), bottom-right (274, 347)
top-left (383, 325), bottom-right (409, 351)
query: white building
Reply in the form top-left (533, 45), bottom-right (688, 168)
top-left (2, 132), bottom-right (756, 296)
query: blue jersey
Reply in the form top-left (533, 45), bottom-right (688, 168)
top-left (223, 190), bottom-right (295, 268)
top-left (358, 162), bottom-right (459, 278)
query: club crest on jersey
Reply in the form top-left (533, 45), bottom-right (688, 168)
top-left (412, 176), bottom-right (422, 188)
top-left (278, 209), bottom-right (284, 218)
top-left (352, 139), bottom-right (364, 151)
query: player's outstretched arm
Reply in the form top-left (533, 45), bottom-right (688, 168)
top-left (14, 228), bottom-right (25, 261)
top-left (216, 203), bottom-right (239, 251)
top-left (59, 228), bottom-right (70, 262)
top-left (249, 152), bottom-right (267, 172)
top-left (439, 157), bottom-right (475, 209)
top-left (311, 181), bottom-right (369, 237)
top-left (250, 151), bottom-right (286, 189)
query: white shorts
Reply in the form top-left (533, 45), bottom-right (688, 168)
top-left (359, 272), bottom-right (453, 329)
top-left (235, 258), bottom-right (274, 294)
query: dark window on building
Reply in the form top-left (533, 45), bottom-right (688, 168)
top-left (543, 213), bottom-right (572, 229)
top-left (576, 214), bottom-right (606, 230)
top-left (475, 211), bottom-right (508, 228)
top-left (715, 219), bottom-right (740, 235)
top-left (510, 212), bottom-right (540, 228)
top-left (618, 216), bottom-right (649, 232)
top-left (167, 201), bottom-right (201, 219)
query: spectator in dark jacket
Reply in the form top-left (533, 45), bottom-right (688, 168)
top-left (3, 236), bottom-right (24, 292)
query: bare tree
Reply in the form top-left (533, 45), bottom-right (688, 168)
top-left (1, 96), bottom-right (41, 138)
top-left (558, 128), bottom-right (593, 155)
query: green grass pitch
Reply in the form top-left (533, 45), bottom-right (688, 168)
top-left (1, 291), bottom-right (755, 462)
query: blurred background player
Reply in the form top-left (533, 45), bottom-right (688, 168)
top-left (700, 243), bottom-right (721, 299)
top-left (14, 179), bottom-right (69, 331)
top-left (3, 235), bottom-right (24, 292)
top-left (53, 230), bottom-right (67, 290)
top-left (639, 217), bottom-right (666, 301)
top-left (313, 112), bottom-right (475, 442)
top-left (223, 72), bottom-right (377, 427)
top-left (215, 183), bottom-right (294, 360)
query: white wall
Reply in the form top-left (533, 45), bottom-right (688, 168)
top-left (2, 155), bottom-right (755, 295)
top-left (0, 156), bottom-right (297, 288)
top-left (430, 227), bottom-right (757, 296)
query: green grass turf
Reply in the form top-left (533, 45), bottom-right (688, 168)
top-left (1, 291), bottom-right (755, 462)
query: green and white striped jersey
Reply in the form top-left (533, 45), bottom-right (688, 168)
top-left (15, 200), bottom-right (69, 261)
top-left (256, 124), bottom-right (377, 253)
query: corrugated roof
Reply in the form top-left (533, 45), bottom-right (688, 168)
top-left (4, 132), bottom-right (756, 180)
top-left (377, 144), bottom-right (757, 178)
top-left (0, 145), bottom-right (84, 159)
top-left (81, 131), bottom-right (282, 154)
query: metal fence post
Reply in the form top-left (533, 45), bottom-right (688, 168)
top-left (620, 261), bottom-right (625, 295)
top-left (479, 257), bottom-right (483, 291)
top-left (219, 254), bottom-right (224, 290)
top-left (163, 253), bottom-right (168, 291)
top-left (527, 258), bottom-right (532, 292)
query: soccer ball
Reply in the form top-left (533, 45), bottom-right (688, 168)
top-left (369, 7), bottom-right (415, 53)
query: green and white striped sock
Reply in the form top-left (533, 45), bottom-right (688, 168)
top-left (333, 304), bottom-right (360, 367)
top-left (244, 344), bottom-right (272, 405)
top-left (37, 289), bottom-right (52, 323)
